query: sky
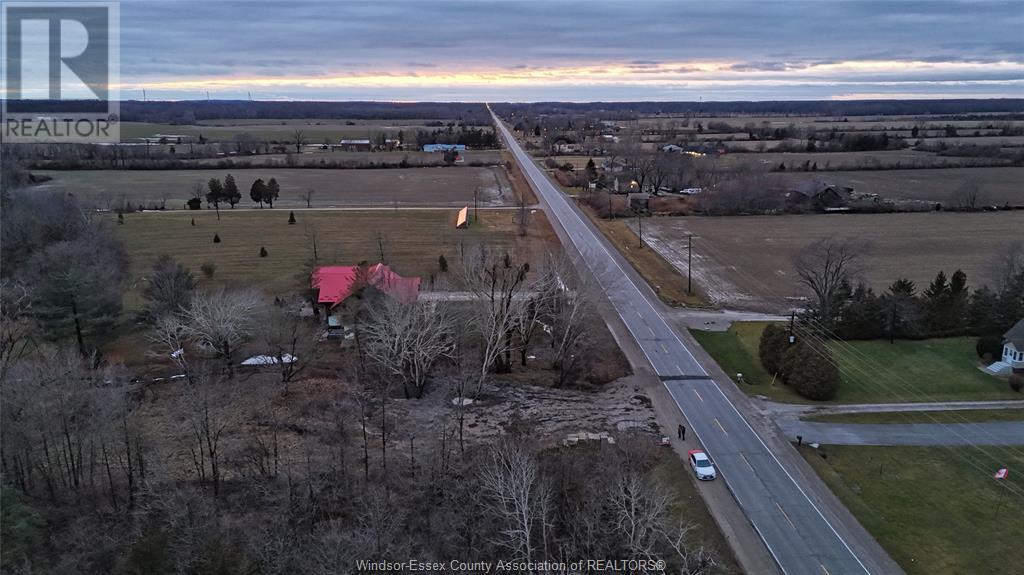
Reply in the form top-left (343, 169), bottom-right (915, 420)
top-left (68, 0), bottom-right (1024, 101)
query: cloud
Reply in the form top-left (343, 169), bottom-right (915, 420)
top-left (114, 0), bottom-right (1024, 100)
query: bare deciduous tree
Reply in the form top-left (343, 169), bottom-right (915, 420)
top-left (179, 288), bottom-right (263, 378)
top-left (303, 187), bottom-right (316, 208)
top-left (178, 373), bottom-right (242, 497)
top-left (794, 237), bottom-right (866, 330)
top-left (461, 247), bottom-right (529, 394)
top-left (359, 298), bottom-right (454, 399)
top-left (479, 441), bottom-right (549, 564)
top-left (609, 470), bottom-right (669, 560)
top-left (258, 299), bottom-right (319, 392)
top-left (951, 179), bottom-right (983, 210)
top-left (292, 129), bottom-right (307, 154)
top-left (0, 279), bottom-right (35, 382)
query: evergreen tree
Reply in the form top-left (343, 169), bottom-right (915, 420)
top-left (264, 178), bottom-right (281, 207)
top-left (835, 283), bottom-right (886, 340)
top-left (969, 285), bottom-right (1001, 335)
top-left (206, 178), bottom-right (224, 219)
top-left (438, 254), bottom-right (448, 273)
top-left (288, 211), bottom-right (296, 225)
top-left (250, 178), bottom-right (267, 208)
top-left (884, 278), bottom-right (921, 340)
top-left (213, 233), bottom-right (221, 243)
top-left (783, 342), bottom-right (841, 401)
top-left (223, 173), bottom-right (241, 208)
top-left (259, 246), bottom-right (268, 258)
top-left (26, 238), bottom-right (125, 356)
top-left (758, 323), bottom-right (791, 376)
top-left (923, 270), bottom-right (950, 332)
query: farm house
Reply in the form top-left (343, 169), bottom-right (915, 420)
top-left (311, 263), bottom-right (421, 335)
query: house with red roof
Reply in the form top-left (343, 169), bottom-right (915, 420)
top-left (311, 263), bottom-right (420, 331)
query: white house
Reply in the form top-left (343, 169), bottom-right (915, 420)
top-left (989, 319), bottom-right (1024, 375)
top-left (1002, 319), bottom-right (1024, 371)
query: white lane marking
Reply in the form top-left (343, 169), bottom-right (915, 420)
top-left (777, 503), bottom-right (797, 530)
top-left (740, 452), bottom-right (754, 471)
top-left (715, 418), bottom-right (728, 435)
top-left (494, 116), bottom-right (869, 575)
top-left (709, 383), bottom-right (872, 574)
top-left (693, 389), bottom-right (704, 402)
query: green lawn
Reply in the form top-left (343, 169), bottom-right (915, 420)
top-left (691, 322), bottom-right (1018, 404)
top-left (806, 409), bottom-right (1024, 424)
top-left (800, 445), bottom-right (1024, 575)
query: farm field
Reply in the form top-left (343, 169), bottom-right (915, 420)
top-left (186, 149), bottom-right (503, 167)
top-left (637, 115), bottom-right (1024, 131)
top-left (635, 211), bottom-right (1024, 311)
top-left (33, 166), bottom-right (514, 209)
top-left (799, 444), bottom-right (1024, 575)
top-left (717, 149), bottom-right (1007, 170)
top-left (778, 167), bottom-right (1024, 204)
top-left (690, 322), bottom-right (1019, 404)
top-left (112, 208), bottom-right (557, 309)
top-left (119, 119), bottom-right (483, 142)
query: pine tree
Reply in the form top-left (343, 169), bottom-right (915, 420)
top-left (223, 173), bottom-right (241, 208)
top-left (213, 233), bottom-right (221, 243)
top-left (206, 178), bottom-right (224, 220)
top-left (438, 254), bottom-right (448, 273)
top-left (265, 178), bottom-right (281, 208)
top-left (250, 178), bottom-right (267, 208)
top-left (190, 218), bottom-right (196, 226)
top-left (259, 246), bottom-right (268, 257)
top-left (288, 211), bottom-right (296, 225)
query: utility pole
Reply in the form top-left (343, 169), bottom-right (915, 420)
top-left (788, 310), bottom-right (796, 344)
top-left (687, 234), bottom-right (693, 294)
top-left (474, 188), bottom-right (479, 222)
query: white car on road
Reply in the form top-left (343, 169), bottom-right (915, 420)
top-left (688, 449), bottom-right (717, 481)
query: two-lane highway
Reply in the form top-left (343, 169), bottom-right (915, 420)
top-left (492, 109), bottom-right (885, 575)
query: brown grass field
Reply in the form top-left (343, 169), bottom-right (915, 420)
top-left (633, 211), bottom-right (1024, 311)
top-left (186, 149), bottom-right (503, 167)
top-left (777, 167), bottom-right (1024, 204)
top-left (119, 119), bottom-right (485, 142)
top-left (113, 208), bottom-right (558, 309)
top-left (717, 149), bottom-right (1006, 170)
top-left (34, 166), bottom-right (514, 208)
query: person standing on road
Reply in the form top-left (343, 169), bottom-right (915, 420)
top-left (678, 424), bottom-right (686, 440)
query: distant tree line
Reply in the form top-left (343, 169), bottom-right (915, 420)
top-left (492, 99), bottom-right (1024, 119)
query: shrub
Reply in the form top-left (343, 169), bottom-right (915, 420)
top-left (783, 342), bottom-right (841, 401)
top-left (200, 262), bottom-right (216, 278)
top-left (259, 246), bottom-right (268, 258)
top-left (1010, 374), bottom-right (1023, 393)
top-left (976, 336), bottom-right (1003, 362)
top-left (438, 254), bottom-right (448, 273)
top-left (758, 323), bottom-right (790, 375)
